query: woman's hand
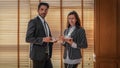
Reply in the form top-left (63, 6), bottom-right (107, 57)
top-left (59, 36), bottom-right (65, 42)
top-left (64, 38), bottom-right (73, 45)
top-left (59, 36), bottom-right (73, 45)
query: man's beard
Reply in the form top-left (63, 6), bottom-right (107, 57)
top-left (40, 13), bottom-right (46, 18)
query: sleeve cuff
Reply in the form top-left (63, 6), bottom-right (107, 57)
top-left (71, 42), bottom-right (77, 48)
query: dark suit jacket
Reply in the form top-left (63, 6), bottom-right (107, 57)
top-left (62, 27), bottom-right (88, 59)
top-left (26, 16), bottom-right (53, 61)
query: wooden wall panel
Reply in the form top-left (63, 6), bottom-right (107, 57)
top-left (99, 0), bottom-right (117, 57)
top-left (94, 0), bottom-right (101, 60)
top-left (95, 0), bottom-right (119, 68)
top-left (119, 63), bottom-right (120, 68)
top-left (118, 0), bottom-right (120, 67)
top-left (100, 63), bottom-right (117, 68)
top-left (118, 0), bottom-right (120, 58)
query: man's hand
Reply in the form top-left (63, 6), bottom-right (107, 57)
top-left (43, 37), bottom-right (52, 42)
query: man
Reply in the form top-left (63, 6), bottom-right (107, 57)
top-left (26, 2), bottom-right (53, 68)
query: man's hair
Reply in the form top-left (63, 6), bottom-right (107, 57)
top-left (38, 2), bottom-right (49, 10)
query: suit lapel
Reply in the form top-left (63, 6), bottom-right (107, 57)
top-left (36, 16), bottom-right (51, 37)
top-left (36, 16), bottom-right (46, 36)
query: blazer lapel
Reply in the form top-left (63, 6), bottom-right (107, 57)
top-left (64, 29), bottom-right (69, 36)
top-left (64, 27), bottom-right (78, 37)
top-left (37, 16), bottom-right (52, 37)
top-left (71, 28), bottom-right (78, 37)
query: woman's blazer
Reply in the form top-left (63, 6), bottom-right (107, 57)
top-left (63, 27), bottom-right (88, 59)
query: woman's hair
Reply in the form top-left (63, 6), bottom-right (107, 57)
top-left (67, 11), bottom-right (81, 28)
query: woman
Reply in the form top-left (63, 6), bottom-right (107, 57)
top-left (60, 11), bottom-right (88, 68)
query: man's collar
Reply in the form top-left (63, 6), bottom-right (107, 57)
top-left (38, 15), bottom-right (44, 23)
